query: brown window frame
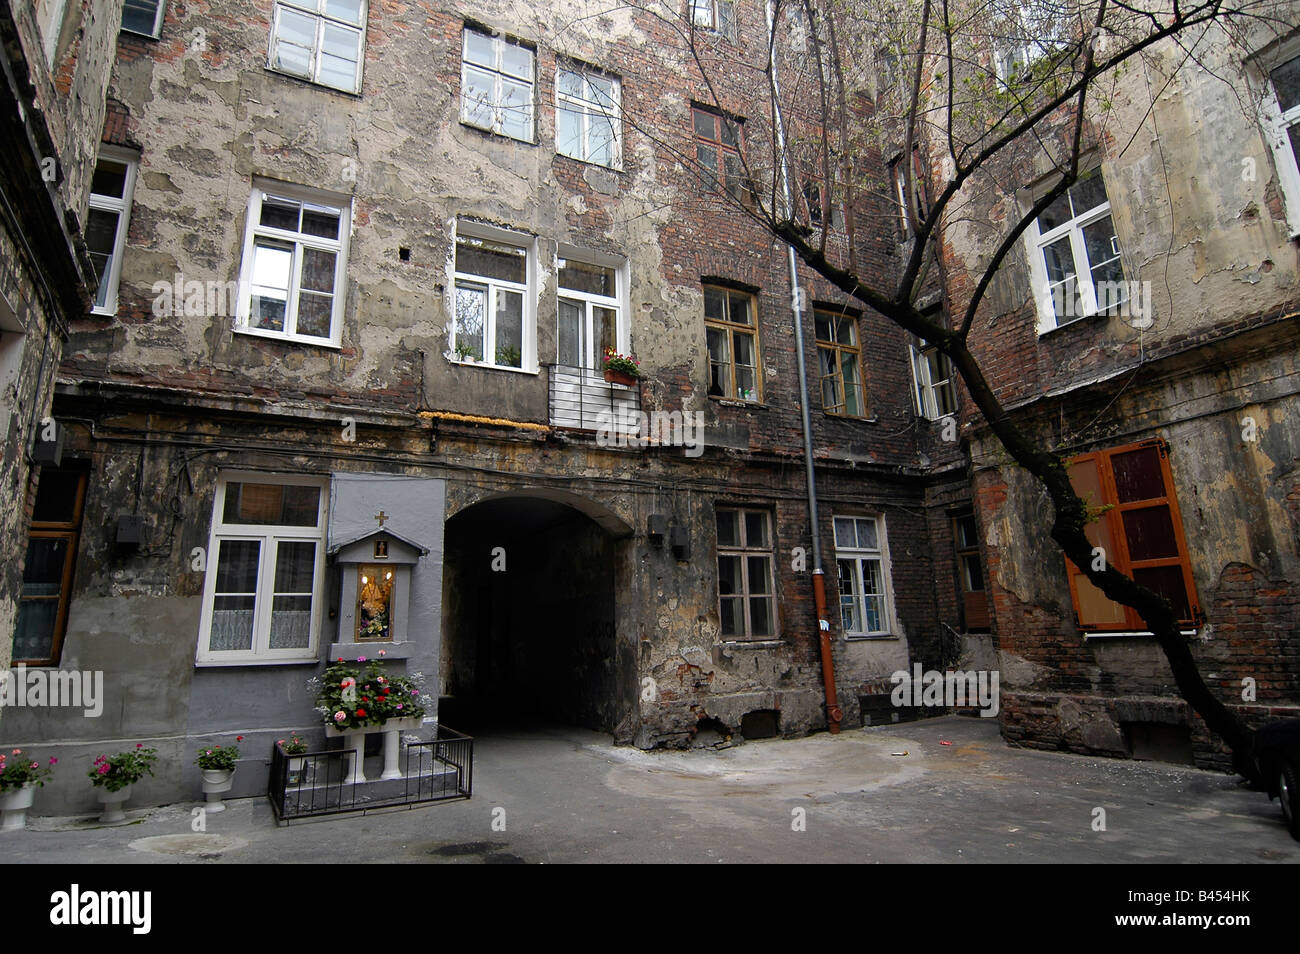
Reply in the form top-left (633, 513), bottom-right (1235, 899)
top-left (952, 511), bottom-right (990, 631)
top-left (1065, 438), bottom-right (1201, 633)
top-left (814, 308), bottom-right (867, 417)
top-left (13, 469), bottom-right (88, 667)
top-left (704, 284), bottom-right (762, 402)
top-left (715, 505), bottom-right (778, 641)
top-left (692, 106), bottom-right (749, 204)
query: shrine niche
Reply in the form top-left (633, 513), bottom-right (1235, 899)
top-left (328, 527), bottom-right (428, 661)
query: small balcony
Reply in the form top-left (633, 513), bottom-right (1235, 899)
top-left (546, 363), bottom-right (641, 434)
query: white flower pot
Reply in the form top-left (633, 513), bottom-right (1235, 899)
top-left (0, 783), bottom-right (37, 832)
top-left (97, 784), bottom-right (133, 824)
top-left (200, 768), bottom-right (235, 812)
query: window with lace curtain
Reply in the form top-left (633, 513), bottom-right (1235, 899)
top-left (196, 474), bottom-right (327, 665)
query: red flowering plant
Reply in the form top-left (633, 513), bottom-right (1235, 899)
top-left (277, 733), bottom-right (308, 756)
top-left (194, 736), bottom-right (243, 772)
top-left (313, 653), bottom-right (425, 730)
top-left (88, 744), bottom-right (157, 793)
top-left (0, 748), bottom-right (56, 793)
top-left (601, 347), bottom-right (642, 378)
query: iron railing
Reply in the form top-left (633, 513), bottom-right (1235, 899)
top-left (546, 362), bottom-right (640, 433)
top-left (268, 725), bottom-right (473, 822)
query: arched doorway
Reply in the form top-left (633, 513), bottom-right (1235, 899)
top-left (439, 492), bottom-right (631, 734)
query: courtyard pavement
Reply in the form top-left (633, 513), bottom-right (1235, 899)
top-left (3, 715), bottom-right (1297, 864)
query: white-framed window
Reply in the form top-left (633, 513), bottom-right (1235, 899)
top-left (691, 0), bottom-right (736, 39)
top-left (1024, 167), bottom-right (1127, 333)
top-left (461, 27), bottom-right (535, 142)
top-left (235, 182), bottom-right (351, 347)
top-left (451, 221), bottom-right (535, 370)
top-left (834, 515), bottom-right (896, 637)
top-left (87, 147), bottom-right (139, 316)
top-left (910, 340), bottom-right (958, 420)
top-left (196, 473), bottom-right (328, 665)
top-left (267, 0), bottom-right (366, 94)
top-left (557, 250), bottom-right (626, 371)
top-left (993, 1), bottom-right (1069, 83)
top-left (1258, 47), bottom-right (1300, 237)
top-left (716, 506), bottom-right (777, 640)
top-left (556, 64), bottom-right (621, 168)
top-left (120, 0), bottom-right (165, 37)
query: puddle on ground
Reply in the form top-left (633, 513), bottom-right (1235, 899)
top-left (128, 834), bottom-right (248, 857)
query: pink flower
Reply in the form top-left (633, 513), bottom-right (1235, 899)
top-left (334, 711), bottom-right (346, 722)
top-left (98, 764), bottom-right (110, 775)
top-left (136, 743), bottom-right (143, 749)
top-left (357, 656), bottom-right (367, 663)
top-left (395, 704), bottom-right (403, 710)
top-left (30, 762), bottom-right (38, 769)
top-left (411, 690), bottom-right (419, 696)
top-left (11, 749), bottom-right (19, 755)
top-left (48, 758), bottom-right (57, 765)
top-left (378, 650), bottom-right (386, 657)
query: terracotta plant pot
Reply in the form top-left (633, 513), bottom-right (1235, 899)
top-left (0, 783), bottom-right (37, 832)
top-left (603, 368), bottom-right (638, 386)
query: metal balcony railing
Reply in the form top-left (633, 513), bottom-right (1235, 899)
top-left (267, 725), bottom-right (473, 822)
top-left (546, 363), bottom-right (641, 434)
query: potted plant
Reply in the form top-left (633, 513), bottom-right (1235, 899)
top-left (278, 733), bottom-right (309, 787)
top-left (315, 655), bottom-right (426, 733)
top-left (0, 749), bottom-right (56, 832)
top-left (454, 344), bottom-right (479, 364)
top-left (602, 347), bottom-right (642, 386)
top-left (88, 744), bottom-right (157, 824)
top-left (195, 736), bottom-right (242, 813)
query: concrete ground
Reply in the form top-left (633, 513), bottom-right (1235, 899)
top-left (3, 716), bottom-right (1297, 864)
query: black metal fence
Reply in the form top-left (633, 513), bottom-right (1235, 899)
top-left (268, 725), bottom-right (473, 822)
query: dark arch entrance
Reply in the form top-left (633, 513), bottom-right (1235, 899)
top-left (440, 494), bottom-right (628, 734)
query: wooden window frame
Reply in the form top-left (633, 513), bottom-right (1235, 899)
top-left (703, 284), bottom-right (761, 402)
top-left (815, 308), bottom-right (866, 417)
top-left (692, 106), bottom-right (749, 204)
top-left (12, 469), bottom-right (87, 666)
top-left (715, 506), bottom-right (778, 641)
top-left (1065, 438), bottom-right (1202, 633)
top-left (952, 511), bottom-right (990, 631)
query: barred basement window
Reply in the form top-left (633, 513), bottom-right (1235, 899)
top-left (1065, 439), bottom-right (1201, 633)
top-left (716, 507), bottom-right (776, 640)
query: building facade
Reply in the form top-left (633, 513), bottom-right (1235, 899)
top-left (5, 0), bottom-right (987, 811)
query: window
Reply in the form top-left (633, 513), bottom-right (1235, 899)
top-left (197, 474), bottom-right (327, 664)
top-left (890, 150), bottom-right (928, 239)
top-left (1025, 167), bottom-right (1127, 332)
top-left (815, 308), bottom-right (865, 416)
top-left (451, 222), bottom-right (534, 370)
top-left (1065, 439), bottom-right (1201, 633)
top-left (834, 515), bottom-right (895, 637)
top-left (120, 0), bottom-right (164, 37)
top-left (693, 107), bottom-right (748, 202)
top-left (691, 0), bottom-right (736, 39)
top-left (12, 468), bottom-right (87, 666)
top-left (910, 341), bottom-right (958, 420)
top-left (801, 179), bottom-right (843, 230)
top-left (236, 184), bottom-right (350, 346)
top-left (953, 512), bottom-right (990, 631)
top-left (716, 507), bottom-right (776, 640)
top-left (556, 65), bottom-right (620, 168)
top-left (557, 255), bottom-right (623, 371)
top-left (704, 285), bottom-right (760, 401)
top-left (86, 149), bottom-right (138, 315)
top-left (1260, 50), bottom-right (1300, 236)
top-left (994, 2), bottom-right (1069, 83)
top-left (267, 0), bottom-right (366, 94)
top-left (461, 27), bottom-right (534, 142)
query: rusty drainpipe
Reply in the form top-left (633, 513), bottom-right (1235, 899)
top-left (766, 0), bottom-right (841, 733)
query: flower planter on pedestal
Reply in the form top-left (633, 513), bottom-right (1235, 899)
top-left (200, 769), bottom-right (235, 812)
top-left (0, 783), bottom-right (37, 832)
top-left (326, 716), bottom-right (423, 784)
top-left (97, 785), bottom-right (133, 825)
top-left (603, 368), bottom-right (638, 387)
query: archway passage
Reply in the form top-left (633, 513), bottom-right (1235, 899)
top-left (440, 495), bottom-right (625, 734)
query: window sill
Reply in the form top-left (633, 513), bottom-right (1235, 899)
top-left (1082, 629), bottom-right (1198, 640)
top-left (843, 633), bottom-right (901, 641)
top-left (90, 304), bottom-right (117, 318)
top-left (459, 119), bottom-right (535, 147)
top-left (711, 396), bottom-right (766, 408)
top-left (119, 29), bottom-right (162, 40)
top-left (195, 655), bottom-right (320, 668)
top-left (554, 152), bottom-right (623, 174)
top-left (265, 66), bottom-right (361, 98)
top-left (824, 411), bottom-right (876, 423)
top-left (233, 326), bottom-right (341, 350)
top-left (718, 638), bottom-right (784, 649)
top-left (1036, 307), bottom-right (1110, 337)
top-left (450, 358), bottom-right (537, 375)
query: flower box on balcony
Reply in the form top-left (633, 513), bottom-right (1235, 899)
top-left (603, 368), bottom-right (638, 387)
